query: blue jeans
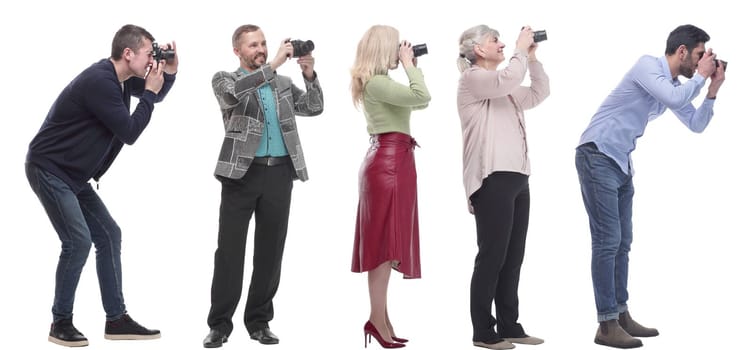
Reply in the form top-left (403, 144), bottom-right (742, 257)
top-left (575, 144), bottom-right (633, 322)
top-left (26, 163), bottom-right (126, 321)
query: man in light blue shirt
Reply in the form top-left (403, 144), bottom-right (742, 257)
top-left (575, 24), bottom-right (725, 349)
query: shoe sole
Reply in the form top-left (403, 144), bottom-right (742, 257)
top-left (506, 337), bottom-right (545, 345)
top-left (473, 341), bottom-right (515, 349)
top-left (594, 338), bottom-right (643, 348)
top-left (48, 336), bottom-right (89, 347)
top-left (624, 331), bottom-right (660, 338)
top-left (251, 338), bottom-right (280, 345)
top-left (105, 333), bottom-right (161, 340)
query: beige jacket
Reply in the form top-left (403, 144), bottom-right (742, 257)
top-left (457, 50), bottom-right (550, 212)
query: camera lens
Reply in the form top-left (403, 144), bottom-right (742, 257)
top-left (152, 42), bottom-right (175, 61)
top-left (715, 59), bottom-right (728, 71)
top-left (412, 44), bottom-right (428, 57)
top-left (533, 30), bottom-right (547, 43)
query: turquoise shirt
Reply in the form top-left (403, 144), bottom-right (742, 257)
top-left (239, 68), bottom-right (288, 157)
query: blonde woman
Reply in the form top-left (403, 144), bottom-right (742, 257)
top-left (350, 25), bottom-right (431, 349)
top-left (456, 24), bottom-right (550, 350)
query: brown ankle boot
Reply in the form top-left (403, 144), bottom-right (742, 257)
top-left (618, 311), bottom-right (659, 337)
top-left (594, 319), bottom-right (643, 348)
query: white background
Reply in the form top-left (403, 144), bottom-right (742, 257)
top-left (1, 1), bottom-right (749, 349)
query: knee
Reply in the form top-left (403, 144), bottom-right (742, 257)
top-left (592, 235), bottom-right (620, 256)
top-left (474, 249), bottom-right (506, 272)
top-left (92, 225), bottom-right (122, 252)
top-left (62, 237), bottom-right (92, 257)
top-left (618, 237), bottom-right (633, 253)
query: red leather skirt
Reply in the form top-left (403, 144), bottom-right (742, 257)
top-left (351, 132), bottom-right (421, 278)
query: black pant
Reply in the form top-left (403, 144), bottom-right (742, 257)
top-left (207, 162), bottom-right (294, 335)
top-left (469, 172), bottom-right (530, 342)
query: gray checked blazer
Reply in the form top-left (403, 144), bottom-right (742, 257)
top-left (212, 64), bottom-right (323, 181)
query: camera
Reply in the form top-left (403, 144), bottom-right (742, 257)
top-left (715, 59), bottom-right (728, 71)
top-left (533, 30), bottom-right (547, 43)
top-left (289, 39), bottom-right (315, 57)
top-left (397, 43), bottom-right (429, 57)
top-left (412, 43), bottom-right (428, 57)
top-left (152, 42), bottom-right (175, 61)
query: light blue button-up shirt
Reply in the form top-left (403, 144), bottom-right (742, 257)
top-left (579, 55), bottom-right (715, 175)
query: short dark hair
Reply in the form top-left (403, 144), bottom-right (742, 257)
top-left (665, 24), bottom-right (710, 55)
top-left (111, 24), bottom-right (155, 59)
top-left (232, 24), bottom-right (261, 49)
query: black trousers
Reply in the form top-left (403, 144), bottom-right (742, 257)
top-left (469, 172), bottom-right (530, 342)
top-left (207, 162), bottom-right (294, 335)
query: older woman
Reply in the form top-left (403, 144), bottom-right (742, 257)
top-left (350, 24), bottom-right (431, 349)
top-left (456, 24), bottom-right (550, 350)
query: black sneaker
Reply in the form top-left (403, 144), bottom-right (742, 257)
top-left (49, 318), bottom-right (89, 347)
top-left (104, 314), bottom-right (161, 340)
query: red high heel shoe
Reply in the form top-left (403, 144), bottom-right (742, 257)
top-left (363, 321), bottom-right (405, 348)
top-left (392, 336), bottom-right (408, 343)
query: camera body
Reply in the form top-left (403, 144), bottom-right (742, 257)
top-left (152, 42), bottom-right (175, 61)
top-left (533, 30), bottom-right (547, 43)
top-left (715, 59), bottom-right (728, 71)
top-left (397, 43), bottom-right (429, 57)
top-left (289, 40), bottom-right (315, 57)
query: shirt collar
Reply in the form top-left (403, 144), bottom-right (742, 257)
top-left (659, 56), bottom-right (681, 87)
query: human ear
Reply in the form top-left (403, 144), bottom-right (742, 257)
top-left (473, 44), bottom-right (485, 58)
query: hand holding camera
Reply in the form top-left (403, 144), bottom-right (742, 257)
top-left (706, 50), bottom-right (726, 98)
top-left (516, 26), bottom-right (536, 51)
top-left (291, 42), bottom-right (316, 80)
top-left (144, 55), bottom-right (165, 94)
top-left (697, 48), bottom-right (719, 78)
top-left (518, 27), bottom-right (546, 58)
top-left (152, 41), bottom-right (178, 74)
top-left (270, 39), bottom-right (295, 70)
top-left (288, 39), bottom-right (316, 79)
top-left (398, 41), bottom-right (417, 68)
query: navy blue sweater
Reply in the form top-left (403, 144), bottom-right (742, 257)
top-left (27, 59), bottom-right (176, 193)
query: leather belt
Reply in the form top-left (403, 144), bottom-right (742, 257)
top-left (252, 156), bottom-right (290, 167)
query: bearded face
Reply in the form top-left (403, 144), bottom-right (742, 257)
top-left (679, 52), bottom-right (696, 79)
top-left (234, 30), bottom-right (268, 71)
top-left (678, 43), bottom-right (706, 79)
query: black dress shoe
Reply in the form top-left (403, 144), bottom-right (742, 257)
top-left (203, 329), bottom-right (228, 348)
top-left (250, 328), bottom-right (279, 345)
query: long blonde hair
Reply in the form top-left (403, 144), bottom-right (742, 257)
top-left (350, 25), bottom-right (399, 108)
